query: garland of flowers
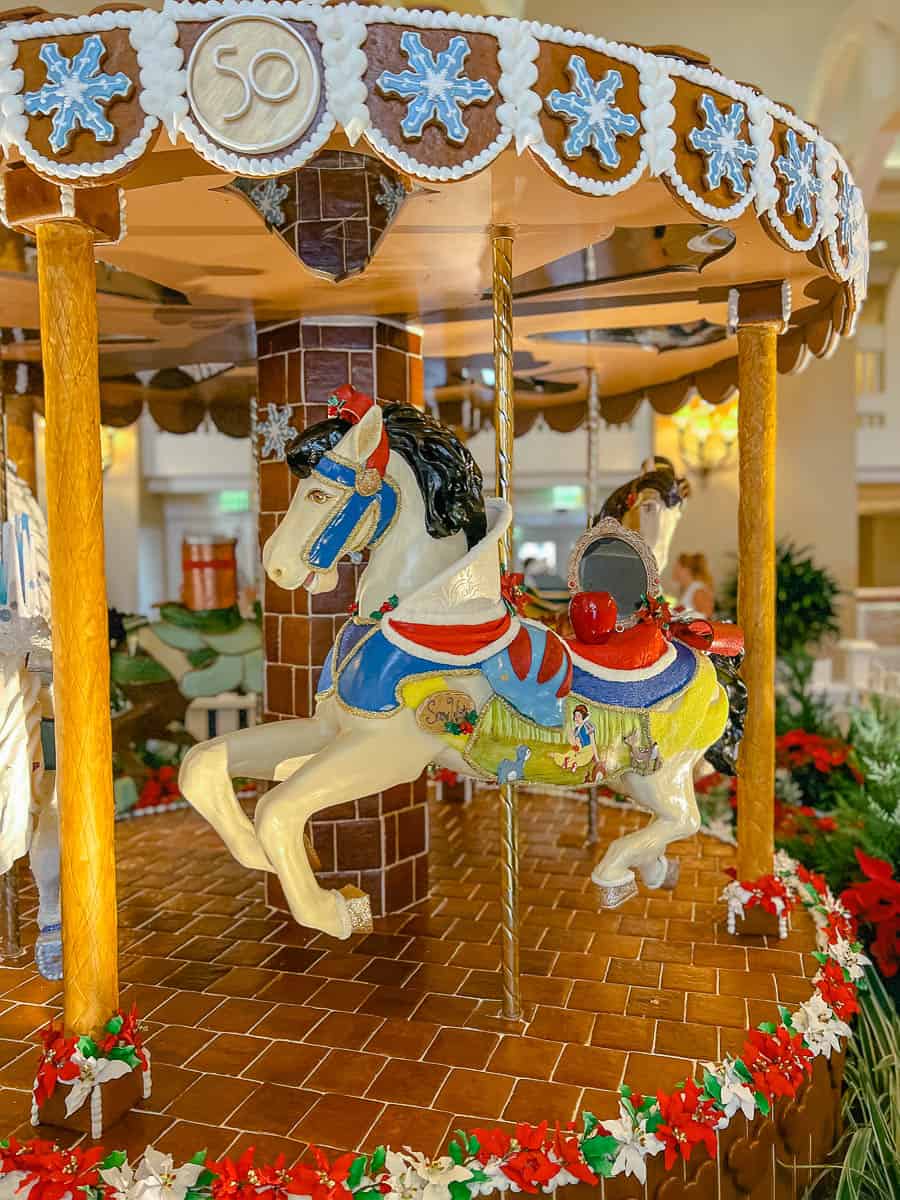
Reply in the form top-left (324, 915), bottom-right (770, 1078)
top-left (1, 856), bottom-right (863, 1197)
top-left (31, 1006), bottom-right (150, 1135)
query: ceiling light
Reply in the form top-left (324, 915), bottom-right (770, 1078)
top-left (870, 239), bottom-right (888, 253)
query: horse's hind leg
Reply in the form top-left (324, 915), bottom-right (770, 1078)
top-left (591, 751), bottom-right (701, 903)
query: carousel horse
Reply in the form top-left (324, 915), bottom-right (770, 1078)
top-left (597, 455), bottom-right (690, 573)
top-left (180, 387), bottom-right (743, 937)
top-left (0, 466), bottom-right (61, 979)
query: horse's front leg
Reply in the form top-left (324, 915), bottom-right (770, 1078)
top-left (254, 720), bottom-right (434, 939)
top-left (591, 752), bottom-right (702, 903)
top-left (178, 711), bottom-right (337, 872)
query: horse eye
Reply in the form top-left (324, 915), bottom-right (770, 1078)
top-left (308, 489), bottom-right (332, 504)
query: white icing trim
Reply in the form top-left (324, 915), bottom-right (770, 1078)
top-left (364, 125), bottom-right (512, 184)
top-left (316, 3), bottom-right (369, 145)
top-left (748, 96), bottom-right (777, 214)
top-left (142, 1050), bottom-right (152, 1100)
top-left (130, 9), bottom-right (187, 141)
top-left (59, 186), bottom-right (75, 218)
top-left (638, 57), bottom-right (675, 177)
top-left (178, 108), bottom-right (335, 177)
top-left (497, 17), bottom-right (541, 155)
top-left (90, 1084), bottom-right (103, 1141)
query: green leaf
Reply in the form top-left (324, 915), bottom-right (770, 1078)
top-left (448, 1182), bottom-right (472, 1200)
top-left (353, 1189), bottom-right (383, 1200)
top-left (189, 1152), bottom-right (207, 1167)
top-left (733, 1060), bottom-right (753, 1085)
top-left (107, 1046), bottom-right (140, 1069)
top-left (347, 1156), bottom-right (366, 1190)
top-left (703, 1072), bottom-right (722, 1103)
top-left (448, 1139), bottom-right (464, 1166)
top-left (105, 1016), bottom-right (124, 1036)
top-left (645, 1111), bottom-right (664, 1134)
top-left (370, 1147), bottom-right (386, 1176)
top-left (779, 1007), bottom-right (794, 1029)
top-left (582, 1111), bottom-right (597, 1137)
top-left (813, 951), bottom-right (828, 965)
top-left (100, 1151), bottom-right (127, 1172)
top-left (195, 1168), bottom-right (215, 1188)
top-left (467, 1135), bottom-right (480, 1156)
top-left (77, 1036), bottom-right (100, 1059)
top-left (580, 1134), bottom-right (618, 1173)
top-left (620, 1084), bottom-right (631, 1099)
top-left (755, 1092), bottom-right (771, 1116)
top-left (757, 1022), bottom-right (777, 1035)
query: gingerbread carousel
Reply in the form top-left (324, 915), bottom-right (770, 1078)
top-left (0, 3), bottom-right (870, 1199)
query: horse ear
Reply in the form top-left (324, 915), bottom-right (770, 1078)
top-left (343, 403), bottom-right (383, 464)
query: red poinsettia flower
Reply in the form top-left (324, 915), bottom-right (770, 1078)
top-left (655, 1079), bottom-right (719, 1171)
top-left (814, 959), bottom-right (859, 1019)
top-left (501, 1122), bottom-right (557, 1194)
top-left (472, 1127), bottom-right (512, 1164)
top-left (741, 1026), bottom-right (813, 1103)
top-left (822, 908), bottom-right (857, 945)
top-left (287, 1148), bottom-right (356, 1200)
top-left (796, 864), bottom-right (827, 895)
top-left (550, 1124), bottom-right (597, 1186)
top-left (841, 850), bottom-right (900, 978)
top-left (15, 1142), bottom-right (106, 1200)
top-left (33, 1025), bottom-right (79, 1106)
top-left (207, 1149), bottom-right (262, 1200)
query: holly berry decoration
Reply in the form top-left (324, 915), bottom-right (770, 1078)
top-left (569, 591), bottom-right (618, 644)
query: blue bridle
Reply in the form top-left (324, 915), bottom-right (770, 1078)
top-left (306, 453), bottom-right (399, 571)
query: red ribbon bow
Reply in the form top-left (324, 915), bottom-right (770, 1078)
top-left (326, 384), bottom-right (390, 478)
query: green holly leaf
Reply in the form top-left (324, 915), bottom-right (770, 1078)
top-left (468, 1169), bottom-right (488, 1184)
top-left (582, 1111), bottom-right (597, 1137)
top-left (105, 1016), bottom-right (124, 1037)
top-left (779, 1007), bottom-right (794, 1029)
top-left (467, 1135), bottom-right (480, 1156)
top-left (812, 951), bottom-right (828, 965)
top-left (100, 1151), bottom-right (127, 1171)
top-left (702, 1072), bottom-right (722, 1103)
top-left (645, 1111), bottom-right (664, 1134)
top-left (195, 1167), bottom-right (215, 1188)
top-left (733, 1059), bottom-right (754, 1085)
top-left (370, 1147), bottom-right (386, 1176)
top-left (581, 1134), bottom-right (617, 1173)
top-left (348, 1156), bottom-right (367, 1190)
top-left (448, 1182), bottom-right (472, 1200)
top-left (620, 1084), bottom-right (631, 1099)
top-left (448, 1135), bottom-right (465, 1166)
top-left (354, 1190), bottom-right (383, 1200)
top-left (107, 1046), bottom-right (140, 1070)
top-left (755, 1092), bottom-right (771, 1116)
top-left (757, 1022), bottom-right (777, 1035)
top-left (77, 1036), bottom-right (100, 1059)
top-left (189, 1152), bottom-right (207, 1167)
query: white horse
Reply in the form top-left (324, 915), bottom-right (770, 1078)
top-left (598, 455), bottom-right (690, 574)
top-left (0, 467), bottom-right (61, 978)
top-left (180, 392), bottom-right (733, 938)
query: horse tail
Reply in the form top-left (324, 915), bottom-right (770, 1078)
top-left (705, 651), bottom-right (746, 775)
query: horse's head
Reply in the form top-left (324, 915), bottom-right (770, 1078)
top-left (262, 387), bottom-right (398, 594)
top-left (599, 456), bottom-right (689, 572)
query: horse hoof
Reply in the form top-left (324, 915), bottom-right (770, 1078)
top-left (639, 856), bottom-right (679, 890)
top-left (35, 924), bottom-right (63, 981)
top-left (592, 874), bottom-right (638, 909)
top-left (339, 885), bottom-right (373, 935)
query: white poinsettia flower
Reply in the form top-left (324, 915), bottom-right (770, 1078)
top-left (398, 1153), bottom-right (472, 1200)
top-left (773, 849), bottom-right (796, 878)
top-left (100, 1162), bottom-right (137, 1200)
top-left (701, 1059), bottom-right (756, 1122)
top-left (826, 936), bottom-right (870, 981)
top-left (793, 993), bottom-right (852, 1058)
top-left (602, 1108), bottom-right (664, 1185)
top-left (133, 1146), bottom-right (204, 1200)
top-left (467, 1160), bottom-right (511, 1196)
top-left (63, 1053), bottom-right (133, 1116)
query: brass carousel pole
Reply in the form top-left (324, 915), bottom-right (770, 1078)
top-left (584, 367), bottom-right (600, 847)
top-left (491, 225), bottom-right (521, 1022)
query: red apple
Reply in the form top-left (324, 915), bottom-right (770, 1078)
top-left (569, 591), bottom-right (618, 644)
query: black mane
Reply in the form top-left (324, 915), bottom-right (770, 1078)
top-left (286, 403), bottom-right (487, 548)
top-left (596, 455), bottom-right (690, 524)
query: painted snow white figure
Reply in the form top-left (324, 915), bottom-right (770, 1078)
top-left (180, 386), bottom-right (744, 936)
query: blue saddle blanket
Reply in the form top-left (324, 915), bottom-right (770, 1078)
top-left (570, 640), bottom-right (698, 708)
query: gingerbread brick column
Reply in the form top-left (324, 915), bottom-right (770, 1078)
top-left (257, 317), bottom-right (428, 918)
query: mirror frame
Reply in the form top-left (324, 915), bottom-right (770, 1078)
top-left (566, 517), bottom-right (661, 631)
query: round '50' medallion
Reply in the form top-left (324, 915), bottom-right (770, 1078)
top-left (187, 15), bottom-right (321, 155)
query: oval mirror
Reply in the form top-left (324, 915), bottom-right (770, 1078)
top-left (567, 518), bottom-right (660, 630)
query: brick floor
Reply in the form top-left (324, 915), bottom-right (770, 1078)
top-left (0, 787), bottom-right (819, 1165)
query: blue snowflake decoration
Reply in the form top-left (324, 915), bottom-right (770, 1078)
top-left (376, 31), bottom-right (493, 145)
top-left (774, 129), bottom-right (821, 228)
top-left (258, 403), bottom-right (296, 462)
top-left (688, 94), bottom-right (757, 197)
top-left (837, 173), bottom-right (859, 259)
top-left (546, 57), bottom-right (639, 167)
top-left (24, 34), bottom-right (132, 154)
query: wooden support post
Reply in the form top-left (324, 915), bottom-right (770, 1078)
top-left (36, 220), bottom-right (118, 1037)
top-left (491, 225), bottom-right (521, 1023)
top-left (732, 282), bottom-right (788, 884)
